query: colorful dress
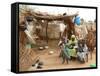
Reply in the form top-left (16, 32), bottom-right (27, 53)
top-left (68, 38), bottom-right (77, 57)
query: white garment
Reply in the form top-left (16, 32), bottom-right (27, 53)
top-left (24, 30), bottom-right (36, 44)
top-left (25, 21), bottom-right (36, 44)
top-left (77, 44), bottom-right (88, 61)
top-left (77, 52), bottom-right (86, 61)
top-left (83, 44), bottom-right (89, 54)
top-left (26, 21), bottom-right (34, 35)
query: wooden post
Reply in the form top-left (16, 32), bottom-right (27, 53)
top-left (45, 20), bottom-right (49, 44)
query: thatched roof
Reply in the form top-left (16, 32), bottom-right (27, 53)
top-left (20, 8), bottom-right (78, 21)
top-left (32, 12), bottom-right (78, 21)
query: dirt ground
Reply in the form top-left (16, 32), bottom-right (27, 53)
top-left (26, 40), bottom-right (96, 71)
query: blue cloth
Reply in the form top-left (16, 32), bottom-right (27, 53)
top-left (74, 16), bottom-right (81, 25)
top-left (63, 46), bottom-right (70, 59)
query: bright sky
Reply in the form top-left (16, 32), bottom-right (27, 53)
top-left (22, 5), bottom-right (96, 22)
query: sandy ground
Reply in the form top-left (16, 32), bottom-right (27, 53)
top-left (25, 40), bottom-right (96, 71)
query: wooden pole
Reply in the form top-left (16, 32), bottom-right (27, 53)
top-left (45, 20), bottom-right (49, 44)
